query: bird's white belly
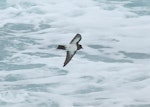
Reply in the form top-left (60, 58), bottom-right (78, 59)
top-left (66, 44), bottom-right (77, 54)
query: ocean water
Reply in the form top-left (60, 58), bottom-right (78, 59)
top-left (0, 0), bottom-right (150, 107)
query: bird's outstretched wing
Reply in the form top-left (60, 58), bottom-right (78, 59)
top-left (63, 51), bottom-right (76, 67)
top-left (70, 34), bottom-right (82, 44)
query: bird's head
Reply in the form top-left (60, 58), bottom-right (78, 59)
top-left (78, 44), bottom-right (83, 50)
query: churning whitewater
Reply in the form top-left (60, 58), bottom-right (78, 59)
top-left (0, 0), bottom-right (150, 107)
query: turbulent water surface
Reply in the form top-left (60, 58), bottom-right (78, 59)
top-left (0, 0), bottom-right (150, 107)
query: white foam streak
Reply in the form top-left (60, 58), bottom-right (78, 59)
top-left (1, 0), bottom-right (150, 107)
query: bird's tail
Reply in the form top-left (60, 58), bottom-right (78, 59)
top-left (57, 45), bottom-right (66, 50)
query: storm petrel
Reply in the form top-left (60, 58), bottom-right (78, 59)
top-left (57, 33), bottom-right (83, 67)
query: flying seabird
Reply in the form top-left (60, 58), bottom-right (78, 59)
top-left (57, 33), bottom-right (83, 67)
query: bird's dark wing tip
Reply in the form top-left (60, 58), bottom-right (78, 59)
top-left (63, 64), bottom-right (66, 67)
top-left (70, 33), bottom-right (82, 44)
top-left (76, 33), bottom-right (81, 35)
